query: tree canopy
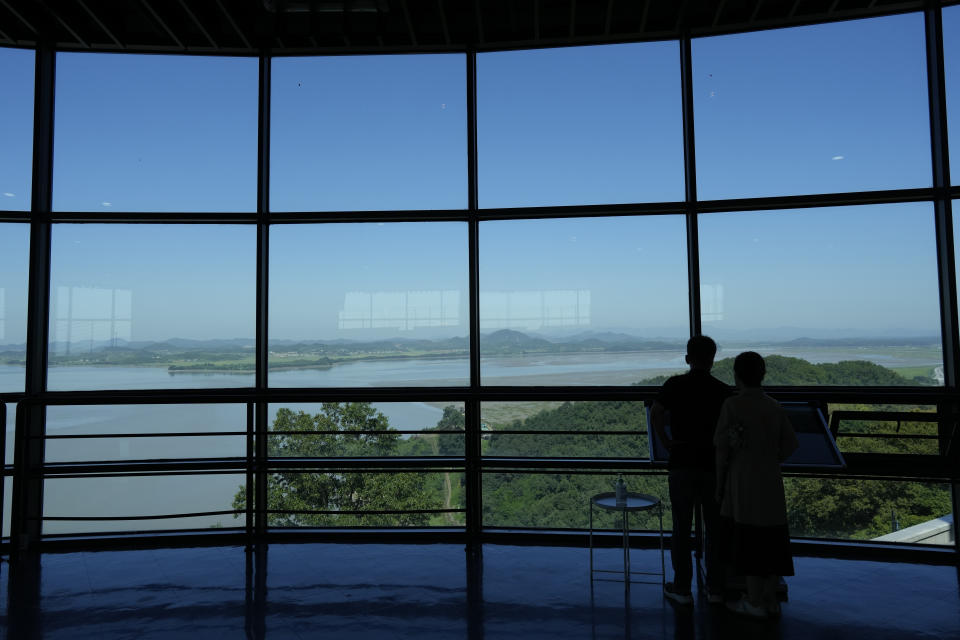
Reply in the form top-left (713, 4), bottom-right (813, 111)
top-left (232, 355), bottom-right (951, 541)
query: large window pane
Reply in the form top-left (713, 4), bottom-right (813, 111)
top-left (268, 402), bottom-right (464, 458)
top-left (786, 478), bottom-right (952, 545)
top-left (271, 55), bottom-right (466, 211)
top-left (694, 14), bottom-right (930, 199)
top-left (478, 42), bottom-right (682, 208)
top-left (54, 53), bottom-right (257, 212)
top-left (45, 404), bottom-right (247, 463)
top-left (0, 224), bottom-right (29, 393)
top-left (269, 223), bottom-right (468, 387)
top-left (2, 481), bottom-right (9, 538)
top-left (480, 216), bottom-right (688, 386)
top-left (48, 225), bottom-right (256, 390)
top-left (482, 401), bottom-right (648, 459)
top-left (945, 6), bottom-right (960, 185)
top-left (482, 472), bottom-right (668, 530)
top-left (3, 403), bottom-right (13, 465)
top-left (265, 471), bottom-right (464, 528)
top-left (43, 473), bottom-right (245, 534)
top-left (827, 404), bottom-right (939, 456)
top-left (698, 204), bottom-right (942, 386)
top-left (0, 48), bottom-right (33, 211)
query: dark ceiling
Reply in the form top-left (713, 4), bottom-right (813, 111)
top-left (0, 0), bottom-right (947, 54)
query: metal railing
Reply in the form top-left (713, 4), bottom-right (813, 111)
top-left (0, 394), bottom-right (951, 562)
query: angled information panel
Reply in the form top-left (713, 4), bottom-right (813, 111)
top-left (647, 401), bottom-right (845, 469)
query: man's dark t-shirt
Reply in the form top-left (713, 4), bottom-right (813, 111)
top-left (655, 370), bottom-right (731, 471)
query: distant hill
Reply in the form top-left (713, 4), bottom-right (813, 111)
top-left (482, 329), bottom-right (553, 351)
top-left (779, 336), bottom-right (940, 348)
top-left (636, 354), bottom-right (916, 387)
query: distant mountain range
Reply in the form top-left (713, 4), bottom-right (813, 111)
top-left (0, 330), bottom-right (943, 361)
top-left (778, 336), bottom-right (941, 348)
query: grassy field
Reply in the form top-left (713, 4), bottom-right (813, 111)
top-left (480, 401), bottom-right (566, 428)
top-left (889, 365), bottom-right (938, 381)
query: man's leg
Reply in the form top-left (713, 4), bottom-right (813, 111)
top-left (699, 471), bottom-right (726, 597)
top-left (668, 469), bottom-right (695, 594)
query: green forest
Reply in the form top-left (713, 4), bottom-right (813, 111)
top-left (234, 355), bottom-right (952, 541)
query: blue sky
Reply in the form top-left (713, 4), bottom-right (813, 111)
top-left (0, 10), bottom-right (955, 350)
top-left (478, 41), bottom-right (683, 207)
top-left (693, 13), bottom-right (931, 199)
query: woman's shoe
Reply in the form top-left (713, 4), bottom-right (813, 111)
top-left (726, 596), bottom-right (768, 619)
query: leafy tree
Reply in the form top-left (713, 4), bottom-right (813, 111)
top-left (482, 401), bottom-right (666, 530)
top-left (785, 477), bottom-right (951, 539)
top-left (233, 403), bottom-right (441, 526)
top-left (229, 359), bottom-right (952, 541)
top-left (483, 357), bottom-right (950, 539)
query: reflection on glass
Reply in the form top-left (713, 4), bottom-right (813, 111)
top-left (478, 42), bottom-right (682, 208)
top-left (43, 474), bottom-right (245, 534)
top-left (0, 48), bottom-right (33, 211)
top-left (267, 402), bottom-right (464, 458)
top-left (269, 223), bottom-right (469, 387)
top-left (0, 224), bottom-right (29, 393)
top-left (698, 204), bottom-right (943, 386)
top-left (45, 404), bottom-right (247, 462)
top-left (263, 471), bottom-right (464, 527)
top-left (694, 13), bottom-right (930, 199)
top-left (48, 224), bottom-right (256, 390)
top-left (480, 216), bottom-right (689, 385)
top-left (481, 401), bottom-right (649, 458)
top-left (482, 472), bottom-right (668, 530)
top-left (785, 478), bottom-right (952, 545)
top-left (271, 55), bottom-right (466, 211)
top-left (53, 285), bottom-right (132, 350)
top-left (54, 53), bottom-right (257, 212)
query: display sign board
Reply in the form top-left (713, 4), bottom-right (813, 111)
top-left (647, 401), bottom-right (845, 469)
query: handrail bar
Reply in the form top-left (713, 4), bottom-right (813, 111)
top-left (10, 385), bottom-right (953, 405)
top-left (266, 508), bottom-right (463, 516)
top-left (41, 510), bottom-right (241, 521)
top-left (41, 431), bottom-right (248, 439)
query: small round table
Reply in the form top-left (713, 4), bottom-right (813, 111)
top-left (589, 492), bottom-right (664, 586)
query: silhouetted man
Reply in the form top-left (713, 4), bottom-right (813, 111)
top-left (651, 335), bottom-right (730, 606)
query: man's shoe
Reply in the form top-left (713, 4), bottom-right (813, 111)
top-left (726, 596), bottom-right (768, 619)
top-left (663, 582), bottom-right (693, 605)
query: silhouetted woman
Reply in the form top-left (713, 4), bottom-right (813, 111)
top-left (714, 351), bottom-right (799, 618)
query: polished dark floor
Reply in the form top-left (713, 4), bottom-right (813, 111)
top-left (0, 542), bottom-right (956, 639)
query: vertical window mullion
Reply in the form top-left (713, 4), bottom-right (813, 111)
top-left (466, 50), bottom-right (482, 544)
top-left (680, 34), bottom-right (701, 338)
top-left (16, 42), bottom-right (55, 552)
top-left (254, 51), bottom-right (271, 541)
top-left (924, 5), bottom-right (960, 557)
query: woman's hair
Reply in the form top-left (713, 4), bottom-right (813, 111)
top-left (734, 351), bottom-right (766, 387)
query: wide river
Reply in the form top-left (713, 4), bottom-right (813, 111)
top-left (0, 347), bottom-right (943, 535)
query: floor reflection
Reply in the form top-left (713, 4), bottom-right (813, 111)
top-left (0, 543), bottom-right (956, 639)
